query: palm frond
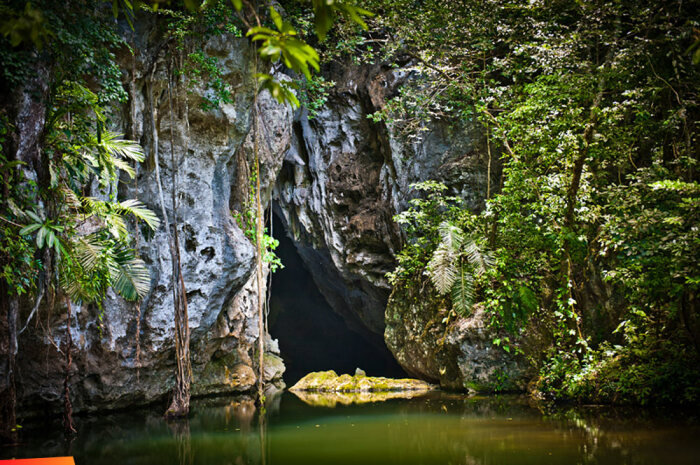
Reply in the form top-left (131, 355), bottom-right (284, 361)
top-left (451, 264), bottom-right (474, 317)
top-left (105, 211), bottom-right (129, 240)
top-left (107, 245), bottom-right (151, 301)
top-left (58, 184), bottom-right (82, 210)
top-left (464, 238), bottom-right (494, 276)
top-left (100, 131), bottom-right (145, 163)
top-left (112, 157), bottom-right (137, 179)
top-left (428, 243), bottom-right (457, 294)
top-left (73, 235), bottom-right (104, 274)
top-left (428, 221), bottom-right (466, 295)
top-left (438, 220), bottom-right (464, 253)
top-left (116, 199), bottom-right (160, 230)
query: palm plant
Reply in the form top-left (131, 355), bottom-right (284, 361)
top-left (427, 221), bottom-right (493, 317)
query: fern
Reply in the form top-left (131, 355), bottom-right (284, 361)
top-left (99, 131), bottom-right (145, 163)
top-left (464, 238), bottom-right (495, 276)
top-left (438, 220), bottom-right (464, 251)
top-left (427, 221), bottom-right (463, 293)
top-left (67, 234), bottom-right (151, 302)
top-left (426, 220), bottom-right (492, 317)
top-left (428, 244), bottom-right (458, 293)
top-left (451, 263), bottom-right (474, 317)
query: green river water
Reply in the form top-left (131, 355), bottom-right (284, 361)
top-left (2, 391), bottom-right (699, 464)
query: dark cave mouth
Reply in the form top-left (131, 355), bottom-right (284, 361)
top-left (267, 211), bottom-right (407, 385)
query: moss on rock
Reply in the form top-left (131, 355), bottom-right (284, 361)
top-left (289, 370), bottom-right (434, 393)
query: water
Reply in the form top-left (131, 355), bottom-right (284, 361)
top-left (2, 391), bottom-right (699, 465)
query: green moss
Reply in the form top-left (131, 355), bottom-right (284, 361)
top-left (290, 371), bottom-right (434, 393)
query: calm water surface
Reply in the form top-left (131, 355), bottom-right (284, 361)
top-left (2, 391), bottom-right (699, 465)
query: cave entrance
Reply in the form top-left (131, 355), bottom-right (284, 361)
top-left (268, 212), bottom-right (407, 385)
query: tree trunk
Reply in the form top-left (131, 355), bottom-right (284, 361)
top-left (253, 100), bottom-right (266, 404)
top-left (148, 76), bottom-right (190, 418)
top-left (63, 298), bottom-right (76, 434)
top-left (1, 284), bottom-right (18, 443)
top-left (165, 78), bottom-right (191, 419)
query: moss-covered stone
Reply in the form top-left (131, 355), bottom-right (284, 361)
top-left (289, 370), bottom-right (434, 393)
top-left (384, 282), bottom-right (530, 393)
top-left (291, 389), bottom-right (431, 407)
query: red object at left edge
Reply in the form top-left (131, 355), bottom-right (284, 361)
top-left (0, 458), bottom-right (75, 464)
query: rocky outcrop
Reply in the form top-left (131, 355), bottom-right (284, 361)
top-left (385, 284), bottom-right (529, 392)
top-left (289, 370), bottom-right (433, 392)
top-left (273, 62), bottom-right (496, 338)
top-left (14, 25), bottom-right (290, 412)
top-left (291, 389), bottom-right (431, 407)
top-left (272, 61), bottom-right (520, 391)
top-left (11, 22), bottom-right (520, 412)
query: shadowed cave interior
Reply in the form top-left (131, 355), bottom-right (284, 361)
top-left (268, 212), bottom-right (408, 384)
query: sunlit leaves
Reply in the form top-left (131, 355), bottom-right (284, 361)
top-left (248, 6), bottom-right (320, 79)
top-left (65, 234), bottom-right (151, 302)
top-left (116, 199), bottom-right (160, 230)
top-left (426, 220), bottom-right (493, 317)
top-left (0, 2), bottom-right (53, 49)
top-left (256, 73), bottom-right (300, 107)
top-left (311, 0), bottom-right (373, 41)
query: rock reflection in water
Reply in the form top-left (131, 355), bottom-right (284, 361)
top-left (291, 388), bottom-right (431, 407)
top-left (2, 392), bottom-right (699, 465)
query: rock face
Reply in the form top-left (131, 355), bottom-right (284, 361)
top-left (273, 63), bottom-right (496, 338)
top-left (273, 62), bottom-right (523, 392)
top-left (385, 284), bottom-right (529, 392)
top-left (11, 22), bottom-right (524, 413)
top-left (14, 25), bottom-right (290, 413)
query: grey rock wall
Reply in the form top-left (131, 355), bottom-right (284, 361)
top-left (15, 27), bottom-right (292, 412)
top-left (13, 28), bottom-right (522, 413)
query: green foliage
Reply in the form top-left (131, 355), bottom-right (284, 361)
top-left (233, 175), bottom-right (283, 274)
top-left (390, 182), bottom-right (490, 318)
top-left (182, 50), bottom-right (234, 110)
top-left (296, 74), bottom-right (334, 119)
top-left (378, 0), bottom-right (700, 403)
top-left (0, 1), bottom-right (158, 306)
top-left (388, 181), bottom-right (463, 284)
top-left (0, 1), bottom-right (52, 49)
top-left (538, 309), bottom-right (700, 405)
top-left (310, 0), bottom-right (372, 42)
top-left (249, 6), bottom-right (320, 79)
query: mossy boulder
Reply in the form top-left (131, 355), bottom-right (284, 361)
top-left (384, 283), bottom-right (530, 393)
top-left (291, 389), bottom-right (431, 407)
top-left (289, 370), bottom-right (434, 392)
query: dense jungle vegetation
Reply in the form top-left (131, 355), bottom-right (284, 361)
top-left (0, 0), bottom-right (698, 440)
top-left (356, 0), bottom-right (700, 404)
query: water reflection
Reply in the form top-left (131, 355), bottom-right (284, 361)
top-left (2, 392), bottom-right (698, 465)
top-left (166, 420), bottom-right (192, 465)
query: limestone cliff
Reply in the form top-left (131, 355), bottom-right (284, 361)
top-left (12, 22), bottom-right (526, 414)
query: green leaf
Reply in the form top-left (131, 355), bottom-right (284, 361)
top-left (116, 199), bottom-right (160, 230)
top-left (428, 244), bottom-right (457, 294)
top-left (108, 245), bottom-right (151, 301)
top-left (36, 226), bottom-right (47, 249)
top-left (451, 264), bottom-right (474, 316)
top-left (25, 210), bottom-right (43, 223)
top-left (19, 223), bottom-right (41, 235)
top-left (270, 6), bottom-right (283, 31)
